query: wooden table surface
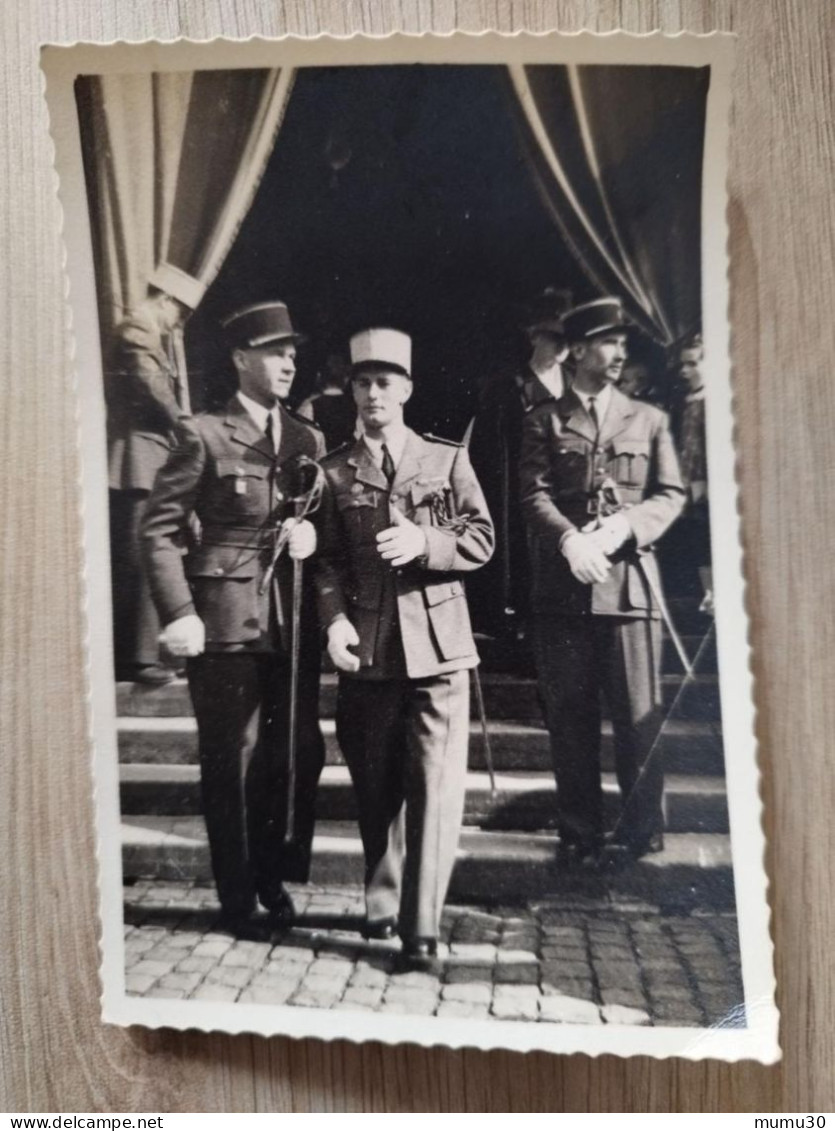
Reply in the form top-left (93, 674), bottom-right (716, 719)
top-left (2, 0), bottom-right (833, 1113)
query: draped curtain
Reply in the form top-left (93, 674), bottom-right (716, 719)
top-left (508, 64), bottom-right (709, 346)
top-left (76, 67), bottom-right (295, 390)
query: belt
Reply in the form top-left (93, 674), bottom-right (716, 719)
top-left (199, 523), bottom-right (281, 551)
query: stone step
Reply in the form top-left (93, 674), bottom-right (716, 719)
top-left (117, 666), bottom-right (720, 722)
top-left (121, 818), bottom-right (734, 911)
top-left (118, 715), bottom-right (727, 776)
top-left (119, 764), bottom-right (729, 834)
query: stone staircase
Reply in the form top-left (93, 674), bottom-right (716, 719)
top-left (118, 599), bottom-right (734, 911)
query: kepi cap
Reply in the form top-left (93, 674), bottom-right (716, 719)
top-left (148, 262), bottom-right (205, 311)
top-left (523, 287), bottom-right (573, 336)
top-left (562, 298), bottom-right (629, 343)
top-left (222, 302), bottom-right (304, 350)
top-left (349, 328), bottom-right (412, 378)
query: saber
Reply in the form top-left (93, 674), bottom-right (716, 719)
top-left (285, 499), bottom-right (305, 843)
top-left (471, 666), bottom-right (497, 796)
top-left (258, 455), bottom-right (324, 846)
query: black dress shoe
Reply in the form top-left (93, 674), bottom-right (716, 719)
top-left (606, 831), bottom-right (665, 860)
top-left (216, 911), bottom-right (275, 942)
top-left (362, 916), bottom-right (398, 941)
top-left (133, 663), bottom-right (178, 686)
top-left (398, 937), bottom-right (440, 973)
top-left (259, 886), bottom-right (296, 926)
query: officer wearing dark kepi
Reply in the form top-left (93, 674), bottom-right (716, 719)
top-left (314, 328), bottom-right (494, 969)
top-left (142, 301), bottom-right (326, 937)
top-left (519, 298), bottom-right (686, 862)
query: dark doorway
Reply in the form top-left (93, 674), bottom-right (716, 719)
top-left (185, 65), bottom-right (583, 436)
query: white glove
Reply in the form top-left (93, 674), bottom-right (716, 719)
top-left (282, 517), bottom-right (317, 561)
top-left (582, 512), bottom-right (632, 557)
top-left (561, 532), bottom-right (612, 585)
top-left (327, 616), bottom-right (361, 673)
top-left (375, 508), bottom-right (428, 568)
top-left (160, 614), bottom-right (205, 658)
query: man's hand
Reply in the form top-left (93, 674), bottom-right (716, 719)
top-left (327, 616), bottom-right (361, 673)
top-left (281, 517), bottom-right (317, 560)
top-left (160, 613), bottom-right (205, 658)
top-left (561, 531), bottom-right (612, 585)
top-left (582, 512), bottom-right (632, 557)
top-left (376, 508), bottom-right (427, 568)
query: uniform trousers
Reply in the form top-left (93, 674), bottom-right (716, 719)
top-left (336, 670), bottom-right (470, 941)
top-left (532, 614), bottom-right (664, 849)
top-left (187, 650), bottom-right (325, 917)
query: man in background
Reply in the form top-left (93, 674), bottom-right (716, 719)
top-left (107, 275), bottom-right (192, 684)
top-left (668, 333), bottom-right (711, 602)
top-left (467, 287), bottom-right (572, 652)
top-left (296, 350), bottom-right (358, 451)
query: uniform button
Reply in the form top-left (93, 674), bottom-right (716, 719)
top-left (212, 568), bottom-right (224, 576)
top-left (390, 493), bottom-right (399, 502)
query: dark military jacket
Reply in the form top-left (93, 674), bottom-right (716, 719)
top-left (519, 387), bottom-right (685, 618)
top-left (314, 429), bottom-right (495, 679)
top-left (142, 396), bottom-right (325, 651)
top-left (107, 311), bottom-right (186, 492)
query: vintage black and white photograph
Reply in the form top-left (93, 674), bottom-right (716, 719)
top-left (43, 32), bottom-right (777, 1058)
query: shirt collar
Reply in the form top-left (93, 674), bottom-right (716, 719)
top-left (574, 383), bottom-right (612, 423)
top-left (363, 423), bottom-right (408, 469)
top-left (237, 390), bottom-right (281, 437)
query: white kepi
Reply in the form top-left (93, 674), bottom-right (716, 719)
top-left (349, 327), bottom-right (412, 377)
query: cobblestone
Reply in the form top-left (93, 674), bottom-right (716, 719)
top-left (122, 881), bottom-right (744, 1028)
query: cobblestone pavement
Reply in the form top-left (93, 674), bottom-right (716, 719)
top-left (123, 881), bottom-right (744, 1028)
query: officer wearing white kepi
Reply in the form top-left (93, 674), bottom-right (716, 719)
top-left (314, 327), bottom-right (494, 969)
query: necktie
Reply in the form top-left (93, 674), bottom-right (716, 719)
top-left (588, 396), bottom-right (600, 439)
top-left (381, 442), bottom-right (396, 484)
top-left (265, 412), bottom-right (276, 453)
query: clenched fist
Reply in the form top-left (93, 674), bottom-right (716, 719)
top-left (160, 613), bottom-right (205, 658)
top-left (327, 616), bottom-right (361, 673)
top-left (281, 517), bottom-right (317, 560)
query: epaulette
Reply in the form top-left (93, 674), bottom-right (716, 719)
top-left (321, 441), bottom-right (353, 462)
top-left (284, 404), bottom-right (323, 431)
top-left (525, 396), bottom-right (559, 415)
top-left (421, 432), bottom-right (464, 447)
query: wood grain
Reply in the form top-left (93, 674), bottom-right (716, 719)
top-left (2, 0), bottom-right (833, 1112)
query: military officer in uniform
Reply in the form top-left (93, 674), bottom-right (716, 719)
top-left (142, 301), bottom-right (326, 936)
top-left (519, 299), bottom-right (686, 862)
top-left (314, 328), bottom-right (494, 968)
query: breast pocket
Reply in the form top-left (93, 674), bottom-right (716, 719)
top-left (610, 440), bottom-right (651, 488)
top-left (552, 439), bottom-right (590, 493)
top-left (409, 477), bottom-right (450, 525)
top-left (335, 487), bottom-right (382, 546)
top-left (215, 458), bottom-right (271, 518)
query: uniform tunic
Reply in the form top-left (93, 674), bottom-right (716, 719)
top-left (107, 311), bottom-right (187, 670)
